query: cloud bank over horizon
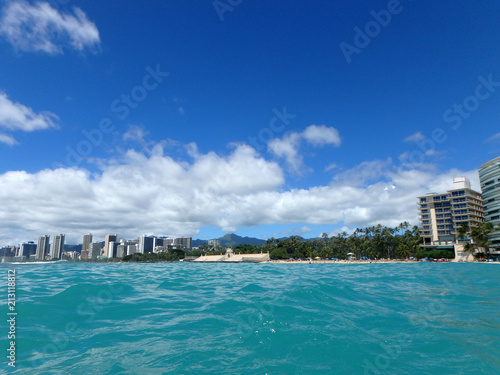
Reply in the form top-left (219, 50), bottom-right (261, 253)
top-left (0, 128), bottom-right (481, 245)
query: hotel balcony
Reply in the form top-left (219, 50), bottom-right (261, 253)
top-left (420, 241), bottom-right (456, 249)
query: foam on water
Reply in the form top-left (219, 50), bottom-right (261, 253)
top-left (2, 262), bottom-right (500, 374)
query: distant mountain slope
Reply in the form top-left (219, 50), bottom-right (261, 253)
top-left (220, 234), bottom-right (266, 247)
top-left (192, 234), bottom-right (266, 248)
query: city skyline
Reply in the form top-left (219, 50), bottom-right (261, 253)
top-left (1, 232), bottom-right (196, 261)
top-left (1, 1), bottom-right (500, 245)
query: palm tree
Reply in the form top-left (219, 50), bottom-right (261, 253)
top-left (382, 226), bottom-right (395, 259)
top-left (470, 222), bottom-right (494, 258)
top-left (266, 237), bottom-right (278, 246)
top-left (456, 222), bottom-right (475, 260)
top-left (397, 244), bottom-right (410, 259)
top-left (464, 242), bottom-right (475, 261)
top-left (456, 222), bottom-right (470, 243)
top-left (201, 242), bottom-right (209, 253)
top-left (397, 221), bottom-right (410, 235)
top-left (347, 234), bottom-right (362, 260)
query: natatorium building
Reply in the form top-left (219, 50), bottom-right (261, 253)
top-left (479, 156), bottom-right (500, 250)
top-left (417, 177), bottom-right (484, 250)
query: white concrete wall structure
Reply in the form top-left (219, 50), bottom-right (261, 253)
top-left (193, 248), bottom-right (270, 263)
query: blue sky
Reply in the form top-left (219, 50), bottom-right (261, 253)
top-left (0, 0), bottom-right (499, 245)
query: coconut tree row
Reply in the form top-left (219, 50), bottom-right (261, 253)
top-left (252, 222), bottom-right (423, 260)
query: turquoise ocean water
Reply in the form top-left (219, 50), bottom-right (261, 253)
top-left (2, 262), bottom-right (500, 374)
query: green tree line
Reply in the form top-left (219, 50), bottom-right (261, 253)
top-left (120, 221), bottom-right (500, 262)
top-left (196, 222), bottom-right (424, 260)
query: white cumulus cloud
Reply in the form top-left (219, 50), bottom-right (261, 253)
top-left (268, 132), bottom-right (302, 174)
top-left (0, 1), bottom-right (100, 54)
top-left (0, 133), bottom-right (17, 146)
top-left (0, 92), bottom-right (58, 144)
top-left (0, 144), bottom-right (284, 244)
top-left (122, 124), bottom-right (150, 147)
top-left (0, 139), bottom-right (480, 245)
top-left (302, 124), bottom-right (341, 146)
top-left (404, 132), bottom-right (426, 142)
top-left (268, 124), bottom-right (341, 174)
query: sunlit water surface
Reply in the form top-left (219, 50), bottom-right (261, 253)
top-left (2, 262), bottom-right (500, 374)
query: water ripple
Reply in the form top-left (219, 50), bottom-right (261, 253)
top-left (2, 262), bottom-right (499, 374)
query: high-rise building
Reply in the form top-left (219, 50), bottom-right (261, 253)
top-left (36, 235), bottom-right (50, 260)
top-left (138, 235), bottom-right (155, 253)
top-left (104, 234), bottom-right (117, 257)
top-left (479, 156), bottom-right (500, 249)
top-left (418, 177), bottom-right (484, 247)
top-left (89, 242), bottom-right (102, 259)
top-left (174, 237), bottom-right (192, 249)
top-left (153, 237), bottom-right (164, 249)
top-left (117, 240), bottom-right (138, 256)
top-left (108, 241), bottom-right (118, 258)
top-left (50, 234), bottom-right (65, 260)
top-left (82, 234), bottom-right (92, 254)
top-left (127, 245), bottom-right (137, 255)
top-left (163, 238), bottom-right (175, 247)
top-left (116, 244), bottom-right (127, 258)
top-left (19, 242), bottom-right (37, 259)
top-left (0, 247), bottom-right (15, 257)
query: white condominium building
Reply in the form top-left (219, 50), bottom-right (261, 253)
top-left (418, 177), bottom-right (484, 247)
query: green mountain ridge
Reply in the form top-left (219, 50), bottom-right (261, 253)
top-left (191, 234), bottom-right (266, 248)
